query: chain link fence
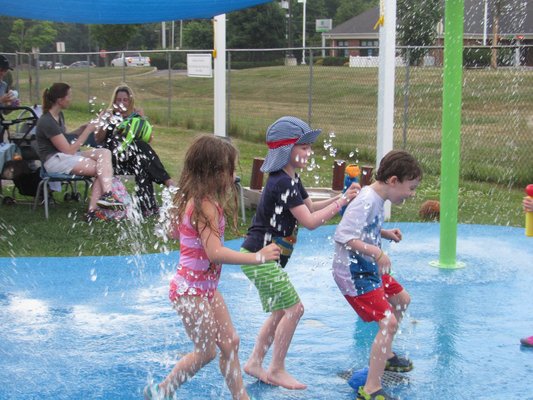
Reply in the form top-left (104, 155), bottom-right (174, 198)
top-left (3, 46), bottom-right (532, 188)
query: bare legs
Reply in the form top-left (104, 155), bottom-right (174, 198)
top-left (244, 302), bottom-right (306, 390)
top-left (71, 148), bottom-right (114, 210)
top-left (364, 289), bottom-right (410, 395)
top-left (157, 291), bottom-right (250, 400)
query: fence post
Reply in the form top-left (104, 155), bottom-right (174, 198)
top-left (28, 54), bottom-right (33, 104)
top-left (35, 51), bottom-right (40, 105)
top-left (402, 48), bottom-right (410, 149)
top-left (227, 51), bottom-right (231, 135)
top-left (250, 158), bottom-right (264, 190)
top-left (308, 50), bottom-right (313, 125)
top-left (167, 51), bottom-right (172, 126)
top-left (332, 160), bottom-right (345, 190)
top-left (122, 52), bottom-right (126, 83)
top-left (14, 53), bottom-right (19, 92)
top-left (86, 54), bottom-right (91, 109)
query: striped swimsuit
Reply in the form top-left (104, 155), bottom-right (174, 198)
top-left (169, 205), bottom-right (224, 301)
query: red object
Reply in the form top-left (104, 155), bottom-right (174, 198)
top-left (267, 137), bottom-right (298, 149)
top-left (526, 184), bottom-right (533, 197)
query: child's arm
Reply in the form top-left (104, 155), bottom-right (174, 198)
top-left (524, 197), bottom-right (533, 212)
top-left (291, 184), bottom-right (360, 230)
top-left (199, 201), bottom-right (280, 265)
top-left (381, 228), bottom-right (402, 243)
top-left (345, 238), bottom-right (392, 275)
top-left (307, 183), bottom-right (361, 212)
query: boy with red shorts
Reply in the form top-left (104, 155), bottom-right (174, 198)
top-left (332, 150), bottom-right (422, 400)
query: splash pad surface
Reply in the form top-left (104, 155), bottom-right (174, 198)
top-left (1, 223), bottom-right (531, 399)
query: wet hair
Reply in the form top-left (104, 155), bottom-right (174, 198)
top-left (375, 150), bottom-right (422, 183)
top-left (42, 82), bottom-right (70, 113)
top-left (173, 135), bottom-right (239, 236)
top-left (109, 84), bottom-right (135, 116)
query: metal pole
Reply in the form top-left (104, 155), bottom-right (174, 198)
top-left (402, 48), bottom-right (410, 149)
top-left (86, 54), bottom-right (91, 109)
top-left (483, 0), bottom-right (488, 45)
top-left (437, 0), bottom-right (465, 268)
top-left (122, 51), bottom-right (126, 83)
top-left (376, 0), bottom-right (397, 220)
top-left (14, 53), bottom-right (19, 92)
top-left (300, 0), bottom-right (306, 64)
top-left (227, 51), bottom-right (231, 135)
top-left (167, 51), bottom-right (172, 126)
top-left (35, 51), bottom-right (40, 104)
top-left (162, 22), bottom-right (166, 49)
top-left (213, 14), bottom-right (227, 137)
top-left (179, 20), bottom-right (183, 48)
top-left (171, 21), bottom-right (175, 49)
top-left (308, 50), bottom-right (313, 124)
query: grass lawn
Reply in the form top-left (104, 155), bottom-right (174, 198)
top-left (0, 110), bottom-right (526, 257)
top-left (1, 65), bottom-right (529, 257)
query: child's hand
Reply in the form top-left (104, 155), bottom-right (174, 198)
top-left (383, 228), bottom-right (402, 243)
top-left (341, 182), bottom-right (361, 205)
top-left (377, 252), bottom-right (392, 275)
top-left (524, 197), bottom-right (533, 213)
top-left (256, 243), bottom-right (281, 263)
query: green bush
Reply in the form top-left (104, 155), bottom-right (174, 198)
top-left (321, 56), bottom-right (348, 66)
top-left (463, 48), bottom-right (491, 67)
top-left (229, 59), bottom-right (284, 70)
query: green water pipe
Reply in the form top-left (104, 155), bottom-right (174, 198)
top-left (438, 0), bottom-right (464, 268)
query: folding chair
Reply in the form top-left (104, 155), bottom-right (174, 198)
top-left (33, 166), bottom-right (92, 219)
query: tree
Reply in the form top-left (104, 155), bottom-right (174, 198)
top-left (90, 24), bottom-right (140, 51)
top-left (397, 0), bottom-right (442, 65)
top-left (8, 19), bottom-right (26, 51)
top-left (490, 0), bottom-right (513, 69)
top-left (26, 21), bottom-right (57, 51)
top-left (182, 20), bottom-right (213, 50)
top-left (335, 0), bottom-right (377, 26)
top-left (228, 3), bottom-right (285, 59)
top-left (8, 19), bottom-right (57, 52)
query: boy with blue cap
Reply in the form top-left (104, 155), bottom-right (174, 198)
top-left (241, 116), bottom-right (360, 390)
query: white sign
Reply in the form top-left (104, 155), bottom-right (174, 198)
top-left (316, 19), bottom-right (332, 32)
top-left (187, 54), bottom-right (212, 78)
top-left (56, 42), bottom-right (65, 52)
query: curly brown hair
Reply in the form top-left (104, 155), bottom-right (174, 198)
top-left (172, 135), bottom-right (239, 237)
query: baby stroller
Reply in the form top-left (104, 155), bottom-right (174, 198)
top-left (0, 105), bottom-right (41, 204)
top-left (0, 105), bottom-right (88, 207)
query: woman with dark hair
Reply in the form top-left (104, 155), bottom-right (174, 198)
top-left (35, 82), bottom-right (123, 220)
top-left (95, 84), bottom-right (174, 217)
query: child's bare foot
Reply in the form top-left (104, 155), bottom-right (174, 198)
top-left (266, 369), bottom-right (307, 390)
top-left (244, 360), bottom-right (269, 384)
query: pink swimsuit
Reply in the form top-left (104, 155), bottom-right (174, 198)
top-left (169, 204), bottom-right (224, 301)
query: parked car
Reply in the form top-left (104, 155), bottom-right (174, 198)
top-left (69, 61), bottom-right (96, 68)
top-left (38, 61), bottom-right (53, 69)
top-left (54, 62), bottom-right (67, 69)
top-left (111, 52), bottom-right (151, 67)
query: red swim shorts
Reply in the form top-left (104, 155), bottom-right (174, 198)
top-left (344, 274), bottom-right (404, 322)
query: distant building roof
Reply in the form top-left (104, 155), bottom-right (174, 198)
top-left (323, 0), bottom-right (532, 41)
top-left (326, 7), bottom-right (380, 38)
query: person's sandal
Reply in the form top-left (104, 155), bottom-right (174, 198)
top-left (385, 353), bottom-right (413, 372)
top-left (357, 386), bottom-right (398, 400)
top-left (520, 336), bottom-right (533, 347)
top-left (143, 383), bottom-right (172, 400)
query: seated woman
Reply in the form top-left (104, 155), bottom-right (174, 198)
top-left (95, 84), bottom-right (175, 217)
top-left (35, 82), bottom-right (123, 221)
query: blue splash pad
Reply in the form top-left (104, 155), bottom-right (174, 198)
top-left (0, 223), bottom-right (531, 399)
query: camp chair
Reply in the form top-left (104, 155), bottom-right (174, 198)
top-left (33, 166), bottom-right (92, 219)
